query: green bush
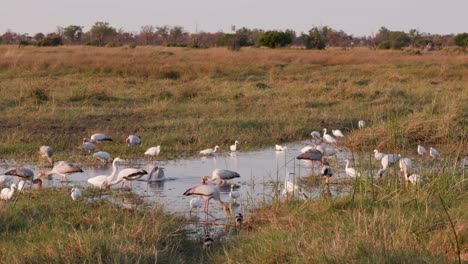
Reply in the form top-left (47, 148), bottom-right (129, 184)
top-left (258, 31), bottom-right (292, 48)
top-left (453, 33), bottom-right (468, 49)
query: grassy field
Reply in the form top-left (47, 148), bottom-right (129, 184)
top-left (0, 46), bottom-right (466, 162)
top-left (0, 45), bottom-right (467, 263)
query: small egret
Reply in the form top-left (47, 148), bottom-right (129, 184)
top-left (310, 131), bottom-right (322, 140)
top-left (0, 183), bottom-right (17, 200)
top-left (71, 188), bottom-right (82, 201)
top-left (183, 184), bottom-right (231, 217)
top-left (83, 133), bottom-right (112, 143)
top-left (374, 149), bottom-right (385, 161)
top-left (126, 135), bottom-right (141, 147)
top-left (429, 147), bottom-right (440, 159)
top-left (322, 129), bottom-right (337, 144)
top-left (200, 146), bottom-right (219, 155)
top-left (203, 169), bottom-right (240, 184)
top-left (39, 145), bottom-right (54, 166)
top-left (229, 184), bottom-right (240, 204)
top-left (93, 151), bottom-right (112, 163)
top-left (88, 157), bottom-right (124, 189)
top-left (17, 180), bottom-right (27, 192)
top-left (37, 161), bottom-right (83, 181)
top-left (282, 172), bottom-right (308, 200)
top-left (332, 129), bottom-right (344, 138)
top-left (275, 144), bottom-right (287, 151)
top-left (230, 140), bottom-right (239, 152)
top-left (345, 160), bottom-right (360, 178)
top-left (358, 120), bottom-right (366, 129)
top-left (145, 146), bottom-right (161, 156)
top-left (417, 145), bottom-right (427, 156)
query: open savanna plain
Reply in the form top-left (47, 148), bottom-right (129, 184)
top-left (0, 46), bottom-right (467, 263)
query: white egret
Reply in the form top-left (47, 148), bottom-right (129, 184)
top-left (332, 129), bottom-right (344, 138)
top-left (275, 144), bottom-right (287, 151)
top-left (200, 146), bottom-right (219, 155)
top-left (374, 149), bottom-right (385, 161)
top-left (322, 129), bottom-right (337, 144)
top-left (189, 198), bottom-right (204, 212)
top-left (229, 184), bottom-right (240, 204)
top-left (0, 183), bottom-right (17, 200)
top-left (145, 146), bottom-right (161, 156)
top-left (230, 140), bottom-right (239, 152)
top-left (345, 160), bottom-right (360, 178)
top-left (399, 158), bottom-right (412, 179)
top-left (282, 172), bottom-right (308, 200)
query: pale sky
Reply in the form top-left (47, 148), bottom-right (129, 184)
top-left (1, 0), bottom-right (466, 36)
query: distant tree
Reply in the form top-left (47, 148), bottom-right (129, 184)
top-left (258, 30), bottom-right (292, 48)
top-left (308, 27), bottom-right (326, 49)
top-left (454, 33), bottom-right (468, 50)
top-left (156, 26), bottom-right (169, 44)
top-left (388, 31), bottom-right (410, 49)
top-left (89, 22), bottom-right (116, 46)
top-left (1, 30), bottom-right (16, 44)
top-left (34, 33), bottom-right (45, 42)
top-left (35, 33), bottom-right (63, 46)
top-left (139, 25), bottom-right (155, 45)
top-left (169, 26), bottom-right (184, 44)
top-left (63, 25), bottom-right (83, 44)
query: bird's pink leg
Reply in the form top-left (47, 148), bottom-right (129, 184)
top-left (121, 181), bottom-right (125, 189)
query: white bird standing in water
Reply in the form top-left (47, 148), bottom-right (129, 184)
top-left (126, 135), bottom-right (141, 147)
top-left (275, 144), bottom-right (287, 151)
top-left (417, 145), bottom-right (427, 156)
top-left (88, 157), bottom-right (124, 189)
top-left (229, 184), bottom-right (240, 204)
top-left (430, 147), bottom-right (440, 159)
top-left (71, 187), bottom-right (82, 201)
top-left (345, 160), bottom-right (360, 178)
top-left (0, 183), bottom-right (17, 200)
top-left (145, 146), bottom-right (161, 156)
top-left (230, 140), bottom-right (240, 152)
top-left (358, 120), bottom-right (366, 129)
top-left (39, 145), bottom-right (54, 166)
top-left (282, 172), bottom-right (308, 200)
top-left (93, 151), bottom-right (112, 163)
top-left (374, 149), bottom-right (385, 161)
top-left (37, 161), bottom-right (84, 181)
top-left (183, 184), bottom-right (231, 217)
top-left (332, 129), bottom-right (344, 138)
top-left (322, 129), bottom-right (337, 144)
top-left (200, 146), bottom-right (219, 155)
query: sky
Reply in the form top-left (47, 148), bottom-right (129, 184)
top-left (0, 0), bottom-right (466, 36)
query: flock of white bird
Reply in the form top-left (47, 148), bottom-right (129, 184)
top-left (1, 123), bottom-right (442, 224)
